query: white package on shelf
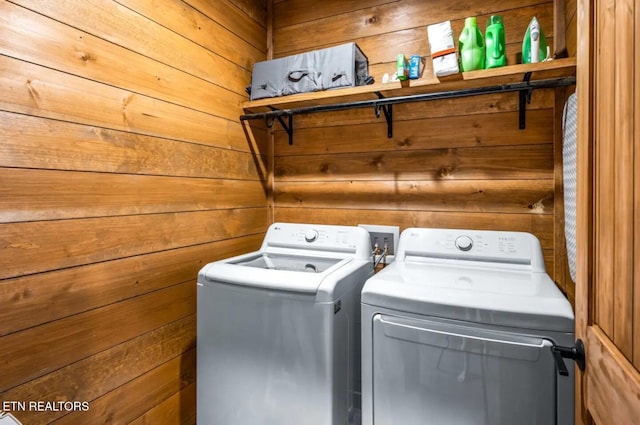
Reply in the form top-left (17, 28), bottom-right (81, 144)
top-left (427, 21), bottom-right (459, 77)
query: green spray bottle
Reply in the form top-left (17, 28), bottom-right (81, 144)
top-left (485, 15), bottom-right (506, 68)
top-left (458, 17), bottom-right (485, 71)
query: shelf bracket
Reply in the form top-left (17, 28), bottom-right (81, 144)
top-left (518, 72), bottom-right (533, 130)
top-left (374, 92), bottom-right (393, 138)
top-left (267, 107), bottom-right (294, 145)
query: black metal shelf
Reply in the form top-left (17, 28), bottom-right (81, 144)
top-left (240, 74), bottom-right (576, 145)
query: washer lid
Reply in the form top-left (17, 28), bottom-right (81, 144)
top-left (361, 261), bottom-right (574, 332)
top-left (232, 253), bottom-right (342, 273)
top-left (199, 251), bottom-right (352, 294)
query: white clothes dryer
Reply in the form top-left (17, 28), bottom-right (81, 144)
top-left (361, 228), bottom-right (577, 425)
top-left (197, 222), bottom-right (373, 425)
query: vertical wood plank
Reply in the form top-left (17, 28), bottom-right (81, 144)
top-left (575, 0), bottom-right (595, 422)
top-left (634, 0), bottom-right (640, 370)
top-left (612, 0), bottom-right (634, 360)
top-left (594, 0), bottom-right (616, 338)
top-left (555, 0), bottom-right (568, 55)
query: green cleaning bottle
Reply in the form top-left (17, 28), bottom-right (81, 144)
top-left (459, 17), bottom-right (485, 71)
top-left (485, 15), bottom-right (506, 68)
top-left (522, 16), bottom-right (548, 63)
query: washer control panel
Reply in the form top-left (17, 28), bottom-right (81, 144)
top-left (263, 223), bottom-right (371, 257)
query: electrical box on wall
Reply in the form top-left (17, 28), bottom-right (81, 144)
top-left (358, 224), bottom-right (400, 261)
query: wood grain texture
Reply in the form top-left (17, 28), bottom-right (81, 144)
top-left (566, 0), bottom-right (578, 57)
top-left (0, 168), bottom-right (268, 222)
top-left (275, 144), bottom-right (553, 181)
top-left (586, 326), bottom-right (640, 425)
top-left (0, 2), bottom-right (267, 421)
top-left (635, 0), bottom-right (640, 371)
top-left (1, 316), bottom-right (196, 425)
top-left (11, 0), bottom-right (251, 95)
top-left (0, 111), bottom-right (268, 178)
top-left (274, 110), bottom-right (554, 156)
top-left (276, 3), bottom-right (555, 70)
top-left (612, 0), bottom-right (635, 360)
top-left (186, 0), bottom-right (267, 51)
top-left (579, 1), bottom-right (640, 423)
top-left (0, 282), bottom-right (195, 392)
top-left (0, 1), bottom-right (248, 118)
top-left (554, 0), bottom-right (567, 56)
top-left (117, 0), bottom-right (264, 70)
top-left (129, 383), bottom-right (196, 425)
top-left (575, 1), bottom-right (593, 423)
top-left (274, 0), bottom-right (397, 29)
top-left (274, 0), bottom-right (553, 55)
top-left (229, 0), bottom-right (267, 28)
top-left (267, 89), bottom-right (555, 129)
top-left (1, 55), bottom-right (251, 150)
top-left (594, 0), bottom-right (616, 338)
top-left (52, 349), bottom-right (196, 425)
top-left (275, 179), bottom-right (554, 213)
top-left (0, 235), bottom-right (262, 337)
top-left (0, 208), bottom-right (267, 280)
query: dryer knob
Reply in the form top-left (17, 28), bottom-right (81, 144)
top-left (455, 235), bottom-right (473, 251)
top-left (304, 229), bottom-right (319, 243)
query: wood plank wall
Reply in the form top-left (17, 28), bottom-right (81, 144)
top-left (272, 0), bottom-right (575, 301)
top-left (0, 0), bottom-right (267, 423)
top-left (566, 0), bottom-right (578, 56)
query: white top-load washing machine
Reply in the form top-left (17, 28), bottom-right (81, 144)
top-left (361, 228), bottom-right (576, 425)
top-left (197, 222), bottom-right (373, 425)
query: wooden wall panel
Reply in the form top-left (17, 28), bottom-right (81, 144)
top-left (53, 350), bottom-right (197, 425)
top-left (635, 0), bottom-right (640, 371)
top-left (0, 235), bottom-right (262, 337)
top-left (0, 0), bottom-right (267, 423)
top-left (611, 0), bottom-right (635, 360)
top-left (0, 112), bottom-right (267, 178)
top-left (10, 0), bottom-right (251, 95)
top-left (579, 1), bottom-right (640, 423)
top-left (0, 169), bottom-right (267, 222)
top-left (272, 0), bottom-right (572, 298)
top-left (274, 0), bottom-right (551, 55)
top-left (278, 3), bottom-right (555, 80)
top-left (594, 0), bottom-right (616, 340)
top-left (2, 316), bottom-right (196, 425)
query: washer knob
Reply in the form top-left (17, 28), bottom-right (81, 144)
top-left (304, 229), bottom-right (319, 243)
top-left (455, 235), bottom-right (473, 251)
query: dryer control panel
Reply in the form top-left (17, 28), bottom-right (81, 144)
top-left (398, 228), bottom-right (546, 272)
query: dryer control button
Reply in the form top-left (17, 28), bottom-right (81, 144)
top-left (304, 229), bottom-right (319, 243)
top-left (455, 235), bottom-right (473, 251)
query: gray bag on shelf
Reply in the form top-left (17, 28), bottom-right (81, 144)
top-left (250, 42), bottom-right (370, 100)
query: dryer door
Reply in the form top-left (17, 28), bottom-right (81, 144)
top-left (372, 314), bottom-right (557, 425)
